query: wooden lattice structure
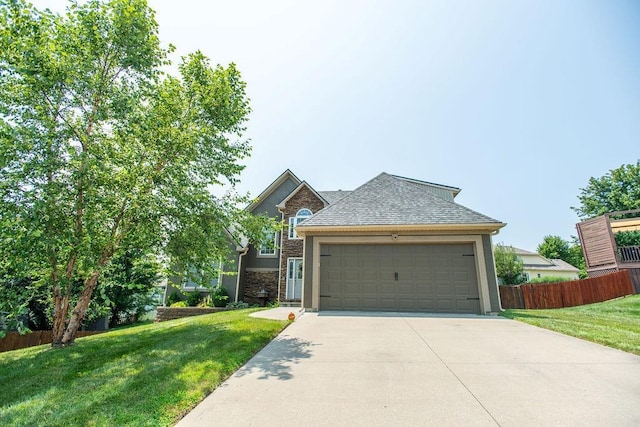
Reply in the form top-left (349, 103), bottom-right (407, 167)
top-left (576, 209), bottom-right (640, 293)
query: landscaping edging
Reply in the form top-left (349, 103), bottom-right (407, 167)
top-left (154, 307), bottom-right (232, 322)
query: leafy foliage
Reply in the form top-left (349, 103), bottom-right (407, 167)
top-left (184, 291), bottom-right (202, 307)
top-left (573, 160), bottom-right (640, 219)
top-left (226, 301), bottom-right (249, 309)
top-left (97, 249), bottom-right (162, 326)
top-left (614, 230), bottom-right (640, 247)
top-left (0, 0), bottom-right (275, 344)
top-left (166, 292), bottom-right (181, 306)
top-left (494, 244), bottom-right (526, 285)
top-left (211, 284), bottom-right (229, 307)
top-left (536, 235), bottom-right (585, 272)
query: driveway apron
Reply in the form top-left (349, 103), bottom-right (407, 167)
top-left (177, 313), bottom-right (640, 426)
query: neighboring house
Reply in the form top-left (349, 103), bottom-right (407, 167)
top-left (509, 247), bottom-right (580, 282)
top-left (229, 169), bottom-right (505, 314)
top-left (576, 210), bottom-right (640, 293)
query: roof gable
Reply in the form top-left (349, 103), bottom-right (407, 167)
top-left (277, 181), bottom-right (328, 208)
top-left (246, 169), bottom-right (301, 213)
top-left (298, 172), bottom-right (503, 230)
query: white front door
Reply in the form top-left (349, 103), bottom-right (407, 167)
top-left (287, 258), bottom-right (303, 300)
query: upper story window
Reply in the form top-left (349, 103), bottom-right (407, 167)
top-left (258, 230), bottom-right (278, 256)
top-left (289, 208), bottom-right (312, 239)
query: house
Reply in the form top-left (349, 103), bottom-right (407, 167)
top-left (231, 169), bottom-right (506, 314)
top-left (164, 229), bottom-right (246, 306)
top-left (576, 210), bottom-right (640, 293)
top-left (509, 247), bottom-right (580, 282)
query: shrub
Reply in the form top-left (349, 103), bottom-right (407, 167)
top-left (185, 291), bottom-right (202, 307)
top-left (211, 285), bottom-right (228, 307)
top-left (197, 295), bottom-right (209, 307)
top-left (494, 244), bottom-right (526, 285)
top-left (170, 301), bottom-right (188, 307)
top-left (615, 230), bottom-right (640, 247)
top-left (166, 292), bottom-right (181, 306)
top-left (226, 301), bottom-right (249, 309)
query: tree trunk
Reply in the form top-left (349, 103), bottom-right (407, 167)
top-left (51, 286), bottom-right (70, 346)
top-left (60, 271), bottom-right (101, 345)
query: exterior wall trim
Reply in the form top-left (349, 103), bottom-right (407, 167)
top-left (309, 234), bottom-right (493, 314)
top-left (298, 223), bottom-right (505, 235)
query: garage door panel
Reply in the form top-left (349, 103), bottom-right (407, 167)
top-left (378, 297), bottom-right (396, 307)
top-left (341, 297), bottom-right (360, 309)
top-left (436, 284), bottom-right (454, 295)
top-left (360, 282), bottom-right (377, 293)
top-left (360, 271), bottom-right (377, 281)
top-left (319, 244), bottom-right (480, 314)
top-left (416, 298), bottom-right (436, 310)
top-left (378, 283), bottom-right (396, 294)
top-left (397, 284), bottom-right (415, 294)
top-left (397, 298), bottom-right (416, 310)
top-left (361, 297), bottom-right (380, 310)
top-left (436, 299), bottom-right (454, 310)
top-left (455, 284), bottom-right (473, 295)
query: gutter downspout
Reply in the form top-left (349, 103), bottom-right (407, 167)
top-left (277, 205), bottom-right (285, 303)
top-left (235, 247), bottom-right (249, 303)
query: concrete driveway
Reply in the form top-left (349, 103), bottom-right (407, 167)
top-left (177, 312), bottom-right (640, 426)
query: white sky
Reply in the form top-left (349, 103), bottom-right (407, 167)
top-left (38, 0), bottom-right (640, 251)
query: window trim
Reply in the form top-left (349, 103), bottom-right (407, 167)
top-left (288, 208), bottom-right (313, 240)
top-left (258, 230), bottom-right (278, 257)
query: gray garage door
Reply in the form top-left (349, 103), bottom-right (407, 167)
top-left (319, 244), bottom-right (480, 314)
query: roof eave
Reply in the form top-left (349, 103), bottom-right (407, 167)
top-left (296, 222), bottom-right (507, 236)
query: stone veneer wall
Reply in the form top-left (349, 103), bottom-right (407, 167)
top-left (243, 270), bottom-right (278, 305)
top-left (279, 186), bottom-right (326, 301)
top-left (154, 307), bottom-right (232, 322)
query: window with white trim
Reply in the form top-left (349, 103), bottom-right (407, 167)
top-left (289, 208), bottom-right (312, 239)
top-left (258, 230), bottom-right (278, 256)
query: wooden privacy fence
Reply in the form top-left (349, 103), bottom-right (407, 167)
top-left (500, 270), bottom-right (634, 309)
top-left (0, 330), bottom-right (103, 353)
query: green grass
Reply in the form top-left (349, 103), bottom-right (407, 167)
top-left (501, 294), bottom-right (640, 355)
top-left (0, 309), bottom-right (288, 426)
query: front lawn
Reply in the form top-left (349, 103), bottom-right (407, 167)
top-left (501, 294), bottom-right (640, 355)
top-left (0, 309), bottom-right (288, 426)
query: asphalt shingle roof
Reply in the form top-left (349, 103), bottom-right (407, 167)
top-left (299, 173), bottom-right (502, 227)
top-left (318, 190), bottom-right (352, 204)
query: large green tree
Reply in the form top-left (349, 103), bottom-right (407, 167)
top-left (536, 235), bottom-right (586, 276)
top-left (494, 244), bottom-right (526, 285)
top-left (0, 0), bottom-right (272, 345)
top-left (536, 235), bottom-right (585, 267)
top-left (573, 160), bottom-right (640, 219)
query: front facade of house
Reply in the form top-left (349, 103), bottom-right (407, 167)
top-left (234, 170), bottom-right (506, 314)
top-left (510, 247), bottom-right (580, 281)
